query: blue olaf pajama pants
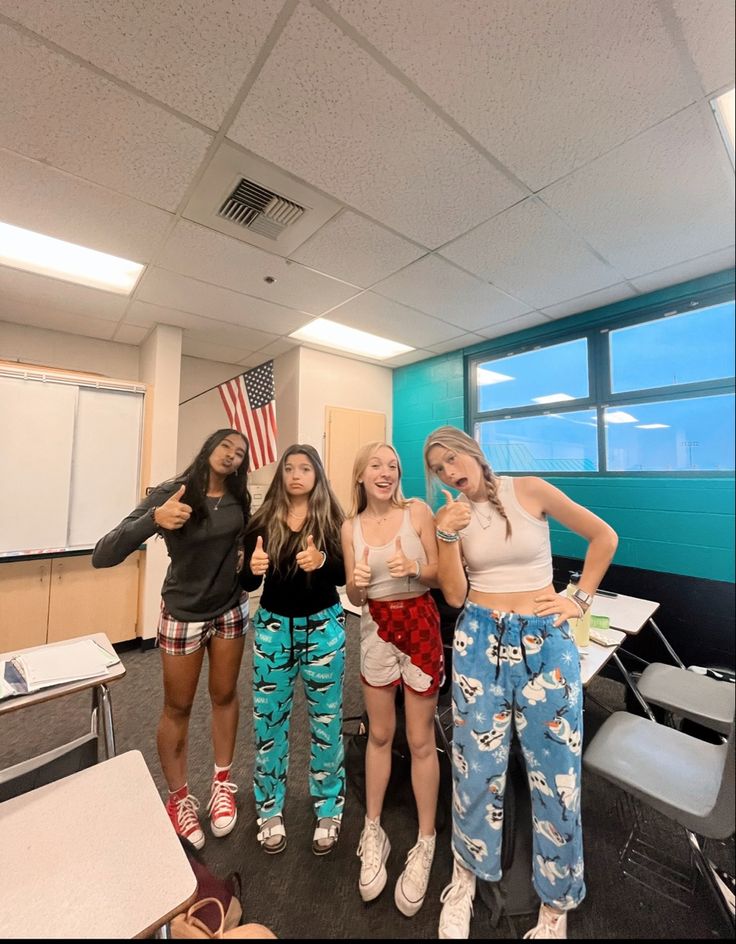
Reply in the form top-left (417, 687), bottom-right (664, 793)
top-left (450, 602), bottom-right (585, 911)
top-left (251, 602), bottom-right (346, 823)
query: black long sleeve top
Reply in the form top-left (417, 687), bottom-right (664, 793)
top-left (240, 525), bottom-right (345, 618)
top-left (92, 481), bottom-right (245, 621)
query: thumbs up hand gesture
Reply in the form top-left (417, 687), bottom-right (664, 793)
top-left (250, 535), bottom-right (270, 577)
top-left (154, 484), bottom-right (192, 531)
top-left (387, 536), bottom-right (418, 579)
top-left (435, 488), bottom-right (471, 535)
top-left (296, 534), bottom-right (324, 573)
top-left (353, 546), bottom-right (372, 589)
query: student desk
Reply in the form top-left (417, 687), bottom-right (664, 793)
top-left (0, 632), bottom-right (125, 761)
top-left (0, 750), bottom-right (197, 939)
top-left (579, 628), bottom-right (626, 687)
top-left (589, 592), bottom-right (681, 719)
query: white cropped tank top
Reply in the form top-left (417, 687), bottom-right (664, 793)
top-left (460, 476), bottom-right (553, 593)
top-left (352, 506), bottom-right (428, 600)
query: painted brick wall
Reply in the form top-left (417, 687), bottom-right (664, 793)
top-left (393, 270), bottom-right (735, 583)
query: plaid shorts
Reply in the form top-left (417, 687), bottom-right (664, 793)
top-left (360, 592), bottom-right (443, 696)
top-left (157, 593), bottom-right (249, 656)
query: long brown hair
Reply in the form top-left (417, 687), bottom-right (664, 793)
top-left (245, 444), bottom-right (343, 574)
top-left (348, 442), bottom-right (410, 518)
top-left (423, 426), bottom-right (512, 538)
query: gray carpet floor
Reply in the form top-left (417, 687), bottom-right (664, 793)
top-left (1, 614), bottom-right (733, 939)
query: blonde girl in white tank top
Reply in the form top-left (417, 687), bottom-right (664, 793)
top-left (341, 442), bottom-right (442, 917)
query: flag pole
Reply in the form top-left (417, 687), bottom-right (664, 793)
top-left (179, 368), bottom-right (251, 406)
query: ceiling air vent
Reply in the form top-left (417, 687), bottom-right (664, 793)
top-left (218, 179), bottom-right (305, 240)
top-left (184, 142), bottom-right (340, 257)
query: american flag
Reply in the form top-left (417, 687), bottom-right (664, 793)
top-left (217, 361), bottom-right (278, 470)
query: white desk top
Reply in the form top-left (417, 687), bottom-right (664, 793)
top-left (0, 750), bottom-right (196, 939)
top-left (0, 633), bottom-right (125, 716)
top-left (579, 629), bottom-right (626, 686)
top-left (590, 592), bottom-right (660, 634)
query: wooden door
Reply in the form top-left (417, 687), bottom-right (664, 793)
top-left (325, 407), bottom-right (386, 514)
top-left (0, 559), bottom-right (51, 652)
top-left (47, 553), bottom-right (140, 644)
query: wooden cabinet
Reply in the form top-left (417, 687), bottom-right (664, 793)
top-left (0, 553), bottom-right (140, 652)
top-left (0, 559), bottom-right (51, 652)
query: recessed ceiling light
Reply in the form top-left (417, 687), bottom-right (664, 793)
top-left (636, 423), bottom-right (670, 429)
top-left (0, 221), bottom-right (144, 294)
top-left (477, 367), bottom-right (515, 385)
top-left (289, 318), bottom-right (413, 360)
top-left (605, 411), bottom-right (639, 424)
top-left (533, 393), bottom-right (575, 404)
top-left (711, 87), bottom-right (735, 167)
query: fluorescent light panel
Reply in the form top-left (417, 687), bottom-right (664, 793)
top-left (289, 318), bottom-right (413, 360)
top-left (477, 367), bottom-right (515, 385)
top-left (605, 410), bottom-right (639, 424)
top-left (711, 87), bottom-right (735, 167)
top-left (533, 393), bottom-right (575, 404)
top-left (0, 221), bottom-right (144, 294)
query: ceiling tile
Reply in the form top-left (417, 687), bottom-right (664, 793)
top-left (0, 0), bottom-right (284, 128)
top-left (331, 0), bottom-right (695, 189)
top-left (0, 149), bottom-right (173, 262)
top-left (671, 0), bottom-right (736, 94)
top-left (630, 246), bottom-right (736, 294)
top-left (373, 254), bottom-right (532, 331)
top-left (0, 265), bottom-right (129, 322)
top-left (328, 291), bottom-right (462, 346)
top-left (181, 337), bottom-right (253, 364)
top-left (113, 322), bottom-right (149, 345)
top-left (440, 198), bottom-right (622, 308)
top-left (126, 300), bottom-right (278, 351)
top-left (135, 268), bottom-right (313, 335)
top-left (229, 3), bottom-right (523, 248)
top-left (290, 211), bottom-right (425, 287)
top-left (252, 337), bottom-right (301, 360)
top-left (474, 310), bottom-right (552, 340)
top-left (542, 105), bottom-right (736, 279)
top-left (0, 24), bottom-right (212, 211)
top-left (157, 220), bottom-right (359, 315)
top-left (0, 286), bottom-right (118, 340)
top-left (424, 333), bottom-right (486, 354)
top-left (542, 283), bottom-right (639, 320)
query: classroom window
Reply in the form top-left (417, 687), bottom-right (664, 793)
top-left (476, 411), bottom-right (598, 473)
top-left (468, 289), bottom-right (735, 475)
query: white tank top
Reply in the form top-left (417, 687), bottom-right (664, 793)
top-left (352, 506), bottom-right (428, 600)
top-left (460, 477), bottom-right (553, 593)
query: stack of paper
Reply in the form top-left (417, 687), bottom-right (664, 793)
top-left (0, 639), bottom-right (118, 700)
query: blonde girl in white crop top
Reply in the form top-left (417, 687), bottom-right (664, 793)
top-left (423, 425), bottom-right (618, 940)
top-left (340, 442), bottom-right (442, 916)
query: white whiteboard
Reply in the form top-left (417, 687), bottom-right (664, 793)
top-left (0, 374), bottom-right (143, 555)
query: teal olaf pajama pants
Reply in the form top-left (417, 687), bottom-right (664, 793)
top-left (451, 602), bottom-right (586, 911)
top-left (252, 602), bottom-right (346, 822)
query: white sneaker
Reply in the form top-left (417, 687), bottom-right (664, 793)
top-left (523, 904), bottom-right (568, 939)
top-left (395, 833), bottom-right (436, 917)
top-left (357, 818), bottom-right (390, 902)
top-left (438, 858), bottom-right (476, 939)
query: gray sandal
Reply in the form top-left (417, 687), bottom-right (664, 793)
top-left (312, 815), bottom-right (341, 855)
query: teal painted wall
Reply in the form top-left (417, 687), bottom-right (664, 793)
top-left (393, 269), bottom-right (735, 583)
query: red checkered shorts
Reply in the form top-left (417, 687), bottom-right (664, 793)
top-left (360, 592), bottom-right (443, 696)
top-left (157, 593), bottom-right (249, 656)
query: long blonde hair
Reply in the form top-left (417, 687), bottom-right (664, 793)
top-left (423, 426), bottom-right (512, 538)
top-left (348, 442), bottom-right (410, 518)
top-left (245, 444), bottom-right (344, 575)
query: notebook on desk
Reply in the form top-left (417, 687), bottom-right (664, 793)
top-left (0, 638), bottom-right (119, 701)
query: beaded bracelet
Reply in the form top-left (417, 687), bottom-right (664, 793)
top-left (570, 597), bottom-right (585, 619)
top-left (436, 528), bottom-right (460, 543)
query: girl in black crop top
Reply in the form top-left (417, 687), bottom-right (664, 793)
top-left (241, 444), bottom-right (346, 857)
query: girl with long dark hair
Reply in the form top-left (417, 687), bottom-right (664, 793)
top-left (93, 428), bottom-right (251, 850)
top-left (240, 444), bottom-right (346, 856)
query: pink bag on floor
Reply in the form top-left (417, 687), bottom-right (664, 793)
top-left (171, 898), bottom-right (277, 939)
